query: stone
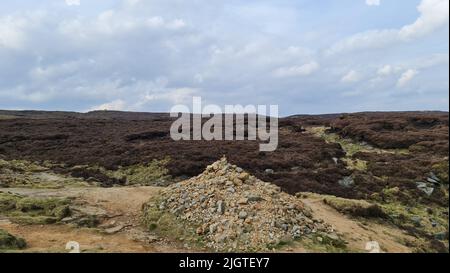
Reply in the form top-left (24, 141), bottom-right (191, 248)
top-left (410, 216), bottom-right (422, 227)
top-left (238, 172), bottom-right (250, 181)
top-left (416, 182), bottom-right (434, 196)
top-left (196, 226), bottom-right (204, 235)
top-left (265, 169), bottom-right (275, 175)
top-left (237, 198), bottom-right (248, 205)
top-left (427, 177), bottom-right (440, 185)
top-left (238, 211), bottom-right (248, 219)
top-left (434, 232), bottom-right (447, 241)
top-left (217, 200), bottom-right (226, 215)
top-left (105, 225), bottom-right (125, 234)
top-left (338, 176), bottom-right (354, 188)
top-left (429, 172), bottom-right (441, 182)
top-left (247, 194), bottom-right (263, 202)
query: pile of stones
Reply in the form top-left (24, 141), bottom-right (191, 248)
top-left (148, 157), bottom-right (337, 252)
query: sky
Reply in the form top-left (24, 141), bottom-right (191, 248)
top-left (0, 0), bottom-right (448, 116)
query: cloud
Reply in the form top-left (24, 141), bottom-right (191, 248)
top-left (327, 0), bottom-right (449, 55)
top-left (0, 16), bottom-right (28, 50)
top-left (366, 0), bottom-right (380, 6)
top-left (0, 0), bottom-right (448, 114)
top-left (89, 99), bottom-right (126, 111)
top-left (273, 62), bottom-right (320, 78)
top-left (399, 0), bottom-right (449, 40)
top-left (377, 65), bottom-right (393, 76)
top-left (341, 70), bottom-right (360, 83)
top-left (65, 0), bottom-right (80, 6)
top-left (397, 69), bottom-right (419, 87)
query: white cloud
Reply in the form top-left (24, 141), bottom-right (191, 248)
top-left (273, 61), bottom-right (319, 78)
top-left (377, 65), bottom-right (393, 76)
top-left (366, 0), bottom-right (380, 6)
top-left (399, 0), bottom-right (449, 40)
top-left (0, 16), bottom-right (27, 50)
top-left (167, 19), bottom-right (186, 30)
top-left (397, 69), bottom-right (418, 87)
top-left (341, 70), bottom-right (360, 83)
top-left (65, 0), bottom-right (80, 6)
top-left (89, 99), bottom-right (126, 111)
top-left (327, 0), bottom-right (449, 55)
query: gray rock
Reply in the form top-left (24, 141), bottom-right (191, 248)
top-left (247, 194), bottom-right (263, 202)
top-left (265, 169), bottom-right (275, 175)
top-left (434, 232), bottom-right (447, 241)
top-left (217, 200), bottom-right (226, 215)
top-left (416, 182), bottom-right (434, 196)
top-left (105, 225), bottom-right (125, 234)
top-left (236, 167), bottom-right (243, 173)
top-left (429, 172), bottom-right (441, 182)
top-left (410, 216), bottom-right (422, 227)
top-left (238, 211), bottom-right (248, 219)
top-left (427, 177), bottom-right (440, 185)
top-left (338, 176), bottom-right (354, 188)
top-left (209, 223), bottom-right (218, 234)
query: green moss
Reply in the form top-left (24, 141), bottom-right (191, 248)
top-left (0, 193), bottom-right (20, 212)
top-left (323, 196), bottom-right (386, 218)
top-left (115, 158), bottom-right (171, 185)
top-left (380, 202), bottom-right (448, 236)
top-left (0, 229), bottom-right (27, 250)
top-left (343, 158), bottom-right (368, 171)
top-left (10, 215), bottom-right (58, 225)
top-left (0, 192), bottom-right (72, 225)
top-left (307, 126), bottom-right (409, 156)
top-left (432, 161), bottom-right (449, 184)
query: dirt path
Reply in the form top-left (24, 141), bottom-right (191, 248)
top-left (302, 196), bottom-right (417, 253)
top-left (0, 186), bottom-right (196, 253)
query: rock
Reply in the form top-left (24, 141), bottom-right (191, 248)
top-left (209, 223), bottom-right (218, 234)
top-left (238, 211), bottom-right (248, 219)
top-left (105, 225), bottom-right (125, 234)
top-left (338, 176), bottom-right (354, 188)
top-left (434, 232), bottom-right (448, 241)
top-left (233, 178), bottom-right (243, 186)
top-left (237, 198), bottom-right (248, 205)
top-left (410, 216), bottom-right (422, 227)
top-left (196, 226), bottom-right (205, 235)
top-left (247, 194), bottom-right (263, 202)
top-left (235, 167), bottom-right (243, 173)
top-left (431, 220), bottom-right (437, 227)
top-left (427, 177), bottom-right (440, 185)
top-left (265, 169), bottom-right (275, 175)
top-left (416, 182), bottom-right (434, 196)
top-left (332, 157), bottom-right (338, 165)
top-left (429, 172), bottom-right (441, 182)
top-left (217, 200), bottom-right (226, 215)
top-left (238, 172), bottom-right (249, 181)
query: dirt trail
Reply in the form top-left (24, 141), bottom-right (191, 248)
top-left (302, 196), bottom-right (417, 253)
top-left (0, 186), bottom-right (195, 253)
